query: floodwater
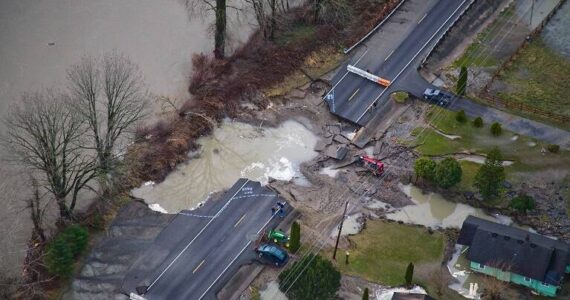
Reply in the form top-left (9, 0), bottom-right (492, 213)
top-left (0, 0), bottom-right (252, 277)
top-left (542, 0), bottom-right (570, 58)
top-left (132, 120), bottom-right (318, 212)
top-left (384, 184), bottom-right (512, 228)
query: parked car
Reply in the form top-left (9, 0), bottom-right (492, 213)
top-left (256, 243), bottom-right (289, 267)
top-left (423, 88), bottom-right (452, 107)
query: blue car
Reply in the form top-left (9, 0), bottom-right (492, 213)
top-left (255, 243), bottom-right (289, 267)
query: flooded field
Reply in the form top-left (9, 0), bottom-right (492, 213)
top-left (385, 184), bottom-right (512, 229)
top-left (132, 120), bottom-right (318, 212)
top-left (0, 0), bottom-right (251, 276)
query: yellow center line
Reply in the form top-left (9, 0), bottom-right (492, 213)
top-left (385, 49), bottom-right (395, 61)
top-left (234, 213), bottom-right (247, 228)
top-left (193, 259), bottom-right (205, 274)
top-left (418, 13), bottom-right (427, 24)
top-left (348, 88), bottom-right (360, 102)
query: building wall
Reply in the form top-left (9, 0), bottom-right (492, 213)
top-left (469, 261), bottom-right (559, 297)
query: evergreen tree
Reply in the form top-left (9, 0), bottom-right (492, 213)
top-left (44, 236), bottom-right (74, 277)
top-left (457, 66), bottom-right (468, 96)
top-left (279, 254), bottom-right (340, 300)
top-left (405, 262), bottom-right (414, 287)
top-left (434, 158), bottom-right (462, 188)
top-left (474, 148), bottom-right (506, 200)
top-left (289, 221), bottom-right (301, 253)
top-left (362, 287), bottom-right (369, 300)
top-left (473, 116), bottom-right (484, 128)
top-left (490, 122), bottom-right (502, 136)
top-left (456, 110), bottom-right (467, 123)
top-left (414, 157), bottom-right (437, 181)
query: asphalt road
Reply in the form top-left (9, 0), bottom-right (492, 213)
top-left (325, 0), bottom-right (472, 126)
top-left (122, 179), bottom-right (289, 300)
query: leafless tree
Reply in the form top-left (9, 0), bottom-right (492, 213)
top-left (186, 0), bottom-right (230, 58)
top-left (26, 177), bottom-right (49, 242)
top-left (4, 91), bottom-right (97, 220)
top-left (313, 0), bottom-right (351, 25)
top-left (67, 52), bottom-right (148, 194)
top-left (245, 0), bottom-right (292, 40)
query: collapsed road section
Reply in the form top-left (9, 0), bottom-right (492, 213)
top-left (122, 179), bottom-right (291, 300)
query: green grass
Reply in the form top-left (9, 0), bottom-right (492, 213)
top-left (498, 38), bottom-right (570, 118)
top-left (413, 107), bottom-right (570, 188)
top-left (456, 161), bottom-right (479, 192)
top-left (327, 221), bottom-right (444, 286)
top-left (392, 91), bottom-right (409, 103)
top-left (276, 24), bottom-right (317, 47)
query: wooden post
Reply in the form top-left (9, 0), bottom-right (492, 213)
top-left (332, 201), bottom-right (349, 260)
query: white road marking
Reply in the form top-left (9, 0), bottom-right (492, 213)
top-left (198, 213), bottom-right (279, 300)
top-left (356, 0), bottom-right (469, 124)
top-left (348, 89), bottom-right (360, 102)
top-left (193, 260), bottom-right (206, 274)
top-left (385, 49), bottom-right (395, 61)
top-left (418, 13), bottom-right (428, 24)
top-left (234, 214), bottom-right (247, 228)
top-left (323, 49), bottom-right (369, 99)
top-left (146, 179), bottom-right (250, 292)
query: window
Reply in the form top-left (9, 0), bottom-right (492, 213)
top-left (523, 277), bottom-right (531, 282)
top-left (541, 282), bottom-right (550, 287)
top-left (479, 263), bottom-right (485, 269)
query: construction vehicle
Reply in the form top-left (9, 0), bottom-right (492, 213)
top-left (359, 155), bottom-right (385, 176)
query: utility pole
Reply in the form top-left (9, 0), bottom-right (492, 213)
top-left (332, 201), bottom-right (349, 260)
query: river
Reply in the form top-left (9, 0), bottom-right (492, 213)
top-left (0, 0), bottom-right (253, 277)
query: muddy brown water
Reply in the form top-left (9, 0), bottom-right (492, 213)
top-left (132, 120), bottom-right (318, 212)
top-left (0, 0), bottom-right (253, 277)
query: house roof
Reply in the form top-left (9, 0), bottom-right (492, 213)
top-left (457, 216), bottom-right (570, 285)
top-left (391, 292), bottom-right (435, 300)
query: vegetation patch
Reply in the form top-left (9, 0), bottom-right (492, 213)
top-left (497, 39), bottom-right (570, 118)
top-left (328, 220), bottom-right (444, 286)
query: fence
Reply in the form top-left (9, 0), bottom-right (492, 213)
top-left (479, 92), bottom-right (570, 124)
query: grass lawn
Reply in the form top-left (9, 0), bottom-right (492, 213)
top-left (497, 38), bottom-right (570, 118)
top-left (326, 221), bottom-right (443, 286)
top-left (412, 107), bottom-right (570, 187)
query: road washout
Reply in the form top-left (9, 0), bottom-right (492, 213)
top-left (132, 119), bottom-right (318, 212)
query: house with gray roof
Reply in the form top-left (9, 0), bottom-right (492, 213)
top-left (457, 216), bottom-right (570, 297)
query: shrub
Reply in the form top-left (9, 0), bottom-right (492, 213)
top-left (44, 235), bottom-right (74, 278)
top-left (289, 221), bottom-right (301, 253)
top-left (405, 262), bottom-right (414, 287)
top-left (434, 158), bottom-right (462, 188)
top-left (490, 122), bottom-right (502, 136)
top-left (392, 91), bottom-right (409, 104)
top-left (474, 148), bottom-right (506, 201)
top-left (473, 116), bottom-right (483, 128)
top-left (279, 254), bottom-right (340, 300)
top-left (456, 65), bottom-right (468, 96)
top-left (414, 157), bottom-right (436, 181)
top-left (62, 225), bottom-right (89, 257)
top-left (456, 110), bottom-right (467, 123)
top-left (511, 195), bottom-right (535, 213)
top-left (547, 144), bottom-right (560, 153)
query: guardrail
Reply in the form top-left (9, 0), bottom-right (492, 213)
top-left (344, 0), bottom-right (407, 54)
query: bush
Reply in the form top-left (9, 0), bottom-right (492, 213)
top-left (289, 222), bottom-right (301, 253)
top-left (547, 144), bottom-right (560, 153)
top-left (44, 235), bottom-right (74, 278)
top-left (490, 122), bottom-right (502, 136)
top-left (414, 157), bottom-right (436, 181)
top-left (434, 158), bottom-right (462, 188)
top-left (392, 91), bottom-right (409, 104)
top-left (456, 65), bottom-right (468, 96)
top-left (456, 110), bottom-right (467, 123)
top-left (474, 148), bottom-right (506, 201)
top-left (405, 262), bottom-right (414, 287)
top-left (62, 225), bottom-right (89, 257)
top-left (511, 195), bottom-right (535, 213)
top-left (279, 254), bottom-right (340, 300)
top-left (473, 116), bottom-right (483, 128)
top-left (44, 225), bottom-right (89, 278)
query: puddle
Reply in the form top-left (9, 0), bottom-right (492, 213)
top-left (375, 286), bottom-right (427, 300)
top-left (260, 280), bottom-right (288, 300)
top-left (320, 166), bottom-right (341, 178)
top-left (457, 155), bottom-right (514, 166)
top-left (434, 128), bottom-right (461, 140)
top-left (330, 213), bottom-right (364, 237)
top-left (132, 120), bottom-right (318, 212)
top-left (385, 184), bottom-right (512, 229)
